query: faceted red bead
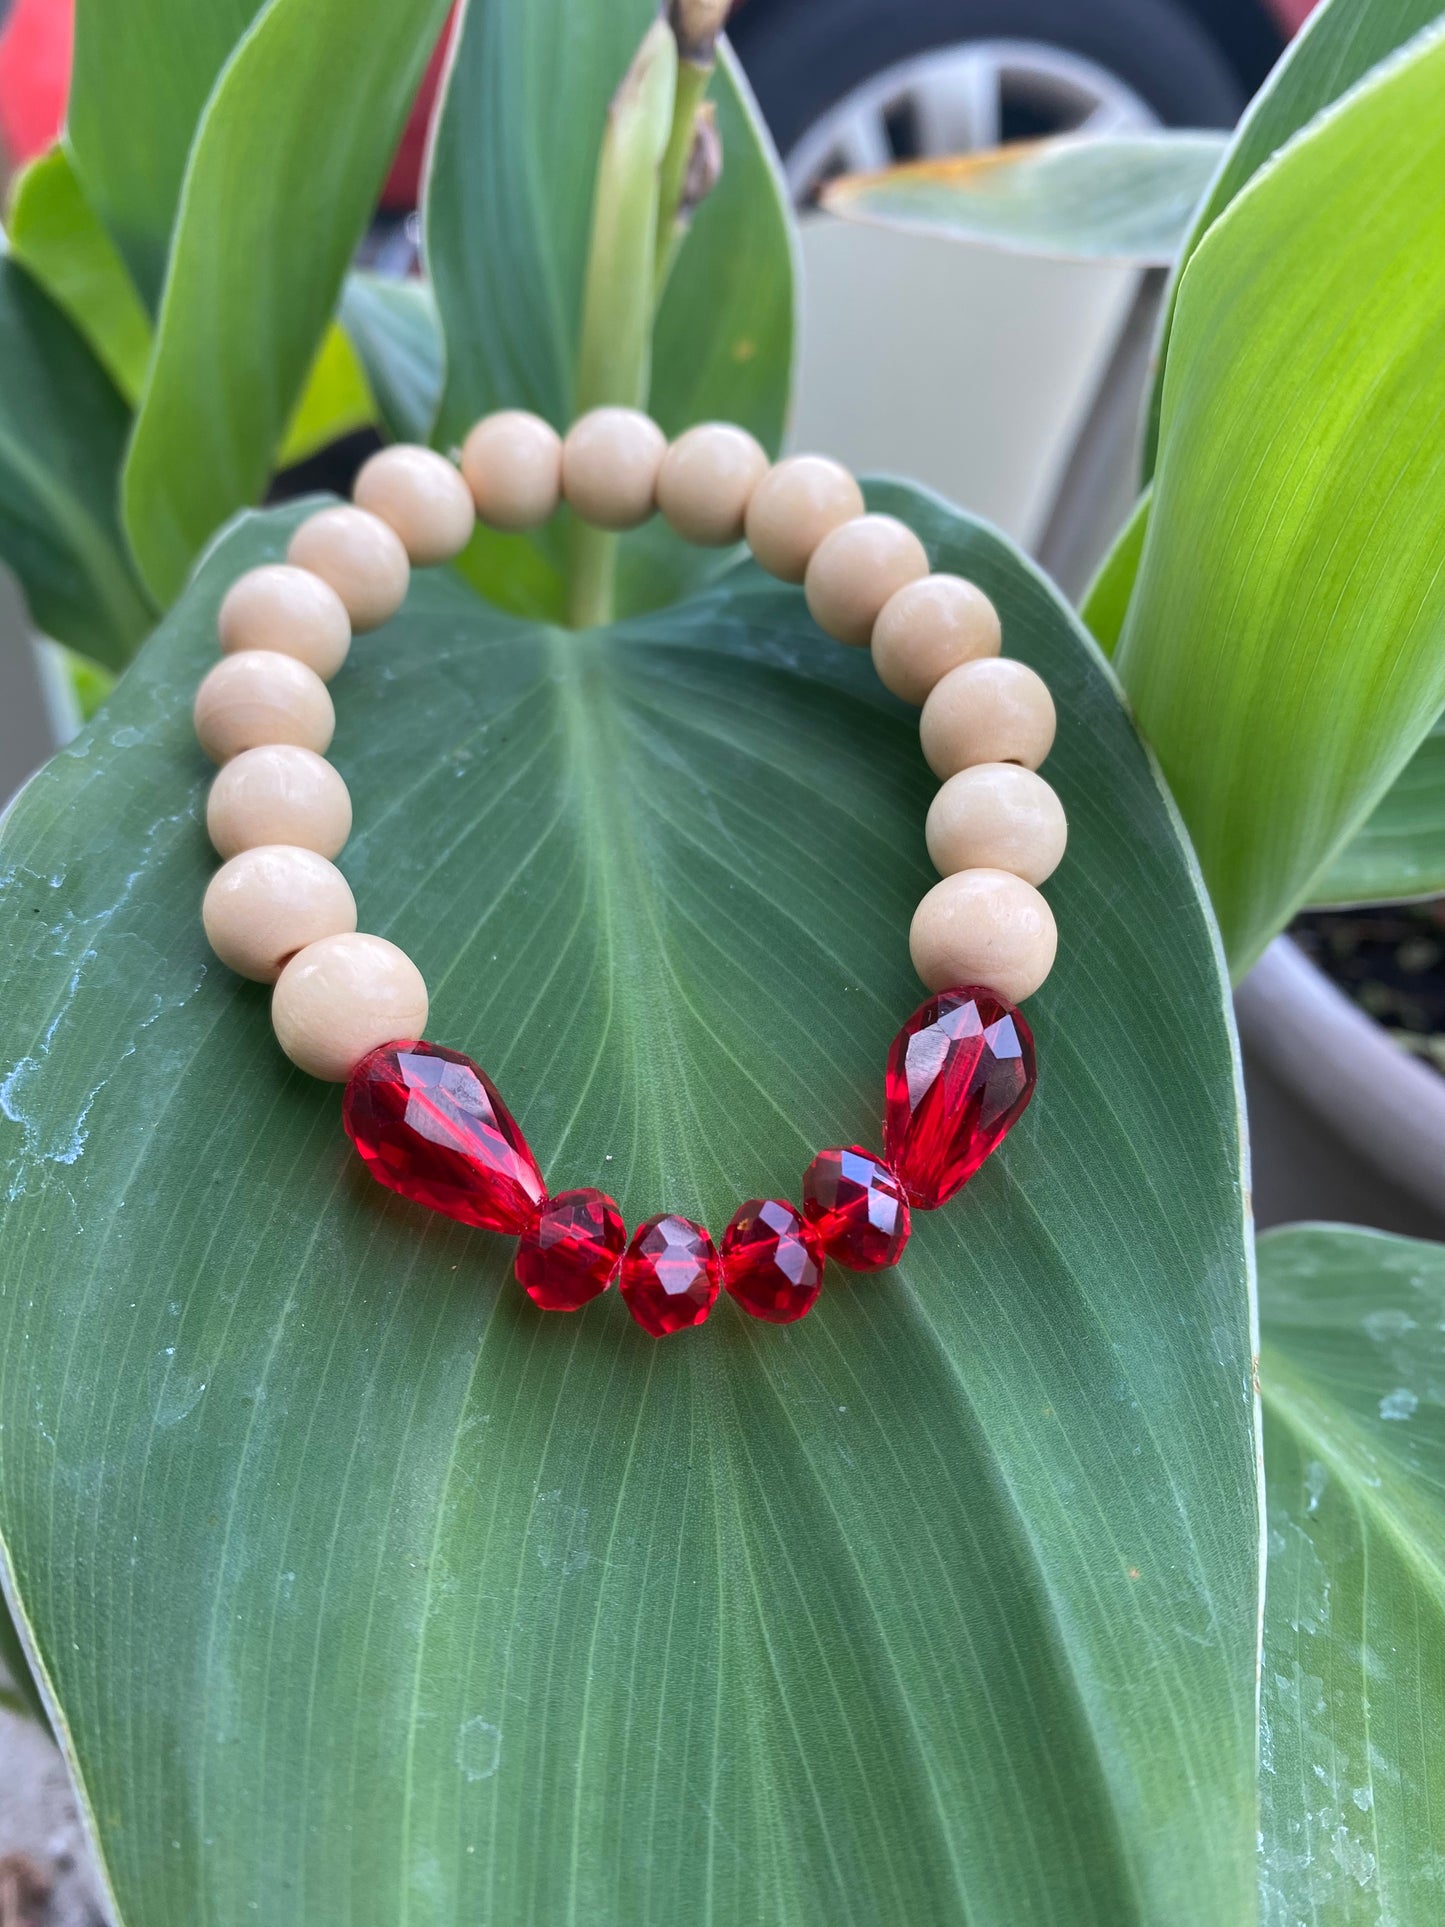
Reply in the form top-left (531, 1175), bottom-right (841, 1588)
top-left (621, 1214), bottom-right (720, 1337)
top-left (343, 1040), bottom-right (546, 1234)
top-left (515, 1188), bottom-right (626, 1312)
top-left (883, 987), bottom-right (1036, 1209)
top-left (801, 1146), bottom-right (910, 1271)
top-left (721, 1199), bottom-right (823, 1324)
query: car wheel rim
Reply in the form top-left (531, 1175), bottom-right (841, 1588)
top-left (784, 38), bottom-right (1161, 202)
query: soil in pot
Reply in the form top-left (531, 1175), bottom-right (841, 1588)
top-left (1292, 898), bottom-right (1445, 1076)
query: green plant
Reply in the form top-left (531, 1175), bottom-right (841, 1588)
top-left (0, 2), bottom-right (1441, 1924)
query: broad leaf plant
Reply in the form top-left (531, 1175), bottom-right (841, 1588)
top-left (0, 1), bottom-right (1442, 1922)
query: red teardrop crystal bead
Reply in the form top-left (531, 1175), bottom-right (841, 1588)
top-left (801, 1146), bottom-right (910, 1271)
top-left (621, 1214), bottom-right (720, 1337)
top-left (883, 987), bottom-right (1036, 1209)
top-left (721, 1199), bottom-right (823, 1324)
top-left (515, 1188), bottom-right (626, 1312)
top-left (343, 1040), bottom-right (546, 1234)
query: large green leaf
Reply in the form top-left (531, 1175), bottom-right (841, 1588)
top-left (821, 134), bottom-right (1228, 266)
top-left (1258, 1224), bottom-right (1445, 1924)
top-left (0, 251), bottom-right (153, 667)
top-left (1309, 715), bottom-right (1445, 908)
top-left (0, 482), bottom-right (1257, 1926)
top-left (1113, 25), bottom-right (1445, 975)
top-left (1143, 0), bottom-right (1445, 479)
top-left (121, 0), bottom-right (452, 605)
top-left (5, 146), bottom-right (153, 407)
top-left (426, 6), bottom-right (794, 621)
top-left (67, 0), bottom-right (262, 308)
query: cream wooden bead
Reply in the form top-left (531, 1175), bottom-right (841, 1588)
top-left (217, 565), bottom-right (351, 680)
top-left (871, 574), bottom-right (1001, 706)
top-left (919, 657), bottom-right (1057, 779)
top-left (194, 650), bottom-right (335, 764)
top-left (910, 868), bottom-right (1057, 1003)
top-left (271, 932), bottom-right (428, 1082)
top-left (562, 407), bottom-right (666, 529)
top-left (744, 455), bottom-right (864, 583)
top-left (461, 410), bottom-right (563, 530)
top-left (202, 845), bottom-right (357, 984)
top-left (804, 514), bottom-right (929, 647)
top-left (287, 505), bottom-right (409, 631)
top-left (656, 422), bottom-right (769, 546)
top-left (206, 745), bottom-right (352, 860)
top-left (353, 445), bottom-right (475, 565)
top-left (925, 764), bottom-right (1067, 886)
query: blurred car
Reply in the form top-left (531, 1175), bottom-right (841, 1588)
top-left (729, 0), bottom-right (1311, 197)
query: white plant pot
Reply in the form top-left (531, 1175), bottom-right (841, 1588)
top-left (1235, 936), bottom-right (1445, 1215)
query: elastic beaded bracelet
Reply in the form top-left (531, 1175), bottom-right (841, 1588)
top-left (193, 408), bottom-right (1064, 1336)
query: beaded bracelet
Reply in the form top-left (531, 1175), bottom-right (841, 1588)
top-left (192, 409), bottom-right (1065, 1335)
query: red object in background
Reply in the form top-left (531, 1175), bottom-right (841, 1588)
top-left (0, 0), bottom-right (454, 199)
top-left (0, 0), bottom-right (72, 164)
top-left (1268, 0), bottom-right (1318, 31)
top-left (381, 4), bottom-right (458, 211)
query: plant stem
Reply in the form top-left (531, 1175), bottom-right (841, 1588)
top-left (567, 18), bottom-right (678, 630)
top-left (653, 55), bottom-right (713, 302)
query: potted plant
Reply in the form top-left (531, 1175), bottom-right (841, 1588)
top-left (822, 15), bottom-right (1445, 1219)
top-left (0, 1), bottom-right (1442, 1922)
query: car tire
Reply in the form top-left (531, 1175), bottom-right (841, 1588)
top-left (730, 0), bottom-right (1251, 167)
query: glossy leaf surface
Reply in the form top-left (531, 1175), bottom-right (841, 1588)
top-left (1114, 28), bottom-right (1445, 974)
top-left (1143, 0), bottom-right (1445, 477)
top-left (0, 251), bottom-right (153, 667)
top-left (5, 145), bottom-right (153, 406)
top-left (822, 133), bottom-right (1228, 266)
top-left (67, 0), bottom-right (262, 307)
top-left (0, 484), bottom-right (1257, 1926)
top-left (121, 0), bottom-right (453, 603)
top-left (426, 7), bottom-right (794, 620)
top-left (1259, 1225), bottom-right (1445, 1925)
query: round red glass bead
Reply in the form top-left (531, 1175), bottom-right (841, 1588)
top-left (515, 1188), bottom-right (626, 1311)
top-left (883, 987), bottom-right (1036, 1209)
top-left (343, 1039), bottom-right (546, 1234)
top-left (721, 1199), bottom-right (823, 1324)
top-left (801, 1146), bottom-right (910, 1271)
top-left (621, 1214), bottom-right (720, 1337)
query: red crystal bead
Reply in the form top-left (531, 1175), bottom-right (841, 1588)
top-left (343, 1040), bottom-right (546, 1234)
top-left (515, 1188), bottom-right (626, 1311)
top-left (621, 1214), bottom-right (720, 1336)
top-left (801, 1146), bottom-right (910, 1271)
top-left (721, 1199), bottom-right (823, 1324)
top-left (883, 987), bottom-right (1036, 1209)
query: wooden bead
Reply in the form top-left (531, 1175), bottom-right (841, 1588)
top-left (804, 514), bottom-right (929, 646)
top-left (919, 658), bottom-right (1057, 778)
top-left (744, 455), bottom-right (864, 582)
top-left (461, 410), bottom-right (563, 530)
top-left (925, 764), bottom-right (1067, 885)
top-left (561, 407), bottom-right (666, 529)
top-left (656, 422), bottom-right (769, 546)
top-left (287, 505), bottom-right (410, 631)
top-left (353, 445), bottom-right (475, 565)
top-left (202, 845), bottom-right (357, 984)
top-left (194, 650), bottom-right (335, 764)
top-left (271, 932), bottom-right (429, 1082)
top-left (910, 868), bottom-right (1057, 1003)
top-left (217, 565), bottom-right (351, 680)
top-left (871, 574), bottom-right (1001, 706)
top-left (206, 745), bottom-right (352, 860)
